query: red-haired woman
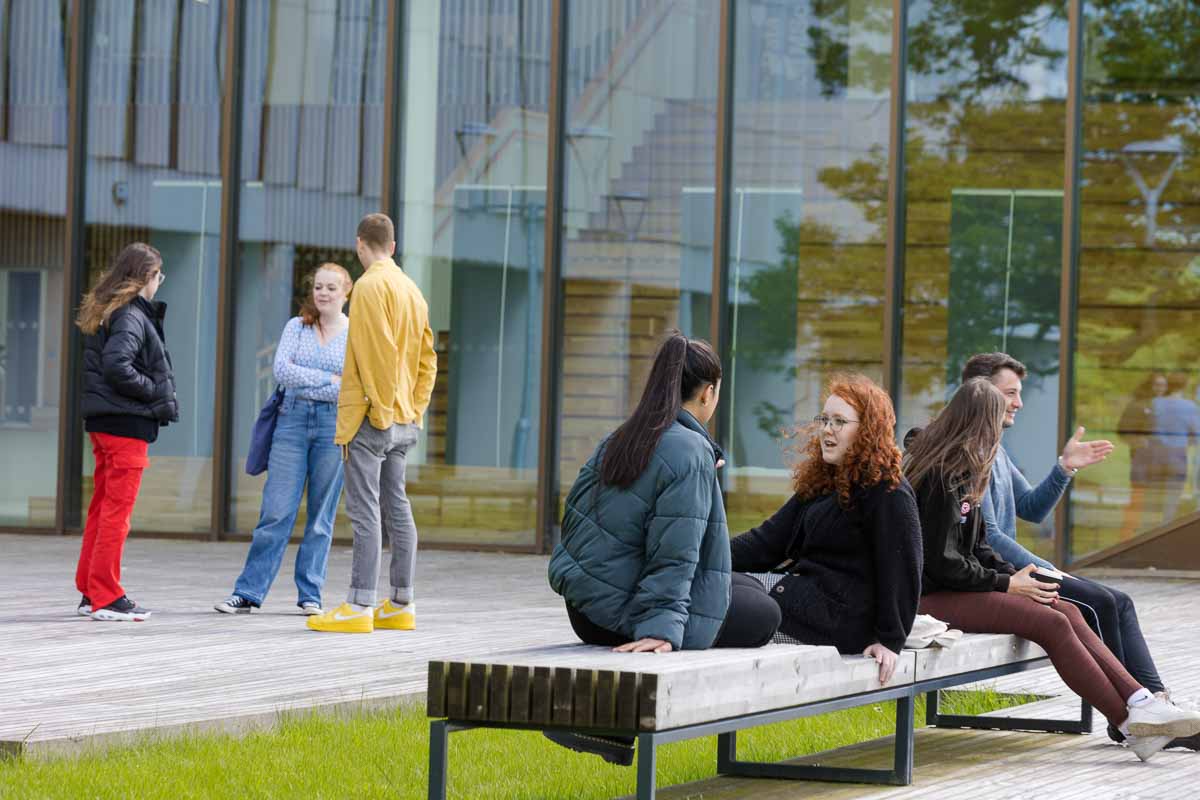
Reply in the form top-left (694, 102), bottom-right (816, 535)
top-left (215, 264), bottom-right (352, 615)
top-left (76, 242), bottom-right (179, 621)
top-left (731, 374), bottom-right (923, 684)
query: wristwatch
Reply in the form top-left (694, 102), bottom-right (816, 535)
top-left (1058, 456), bottom-right (1078, 478)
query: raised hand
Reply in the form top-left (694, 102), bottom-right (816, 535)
top-left (1061, 426), bottom-right (1114, 472)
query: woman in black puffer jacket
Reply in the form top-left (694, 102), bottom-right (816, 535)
top-left (75, 243), bottom-right (179, 622)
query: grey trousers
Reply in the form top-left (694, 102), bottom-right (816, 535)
top-left (344, 419), bottom-right (420, 606)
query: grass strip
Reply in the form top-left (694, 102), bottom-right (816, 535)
top-left (0, 688), bottom-right (1037, 799)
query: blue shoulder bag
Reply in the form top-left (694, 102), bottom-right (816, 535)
top-left (245, 386), bottom-right (286, 475)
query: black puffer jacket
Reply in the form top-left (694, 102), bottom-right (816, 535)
top-left (82, 297), bottom-right (179, 427)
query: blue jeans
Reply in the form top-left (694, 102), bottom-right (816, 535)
top-left (234, 397), bottom-right (343, 607)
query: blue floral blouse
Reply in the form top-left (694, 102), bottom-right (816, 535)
top-left (272, 316), bottom-right (347, 403)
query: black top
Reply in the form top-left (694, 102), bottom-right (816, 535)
top-left (82, 296), bottom-right (179, 443)
top-left (730, 479), bottom-right (923, 654)
top-left (912, 469), bottom-right (1016, 594)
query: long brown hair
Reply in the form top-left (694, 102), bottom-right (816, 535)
top-left (791, 374), bottom-right (903, 508)
top-left (903, 377), bottom-right (1007, 504)
top-left (76, 243), bottom-right (162, 335)
top-left (298, 263), bottom-right (353, 328)
top-left (600, 331), bottom-right (722, 488)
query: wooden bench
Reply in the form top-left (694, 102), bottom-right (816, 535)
top-left (425, 635), bottom-right (1092, 799)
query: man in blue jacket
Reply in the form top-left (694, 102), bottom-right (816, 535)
top-left (964, 352), bottom-right (1196, 752)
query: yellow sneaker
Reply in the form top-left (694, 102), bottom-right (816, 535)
top-left (374, 600), bottom-right (415, 630)
top-left (306, 602), bottom-right (373, 633)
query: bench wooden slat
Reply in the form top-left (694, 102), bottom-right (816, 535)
top-left (573, 669), bottom-right (595, 727)
top-left (594, 670), bottom-right (616, 728)
top-left (638, 673), bottom-right (658, 732)
top-left (488, 664), bottom-right (511, 723)
top-left (427, 661), bottom-right (446, 718)
top-left (446, 662), bottom-right (468, 719)
top-left (616, 671), bottom-right (639, 731)
top-left (552, 668), bottom-right (575, 726)
top-left (531, 666), bottom-right (553, 725)
top-left (468, 663), bottom-right (489, 721)
top-left (510, 666), bottom-right (531, 723)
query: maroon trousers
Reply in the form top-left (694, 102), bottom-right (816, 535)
top-left (920, 591), bottom-right (1141, 725)
top-left (75, 433), bottom-right (148, 611)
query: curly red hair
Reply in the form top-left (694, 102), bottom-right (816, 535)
top-left (790, 373), bottom-right (903, 507)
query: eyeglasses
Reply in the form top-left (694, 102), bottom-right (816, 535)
top-left (154, 270), bottom-right (166, 284)
top-left (813, 414), bottom-right (859, 432)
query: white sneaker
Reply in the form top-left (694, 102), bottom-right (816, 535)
top-left (299, 601), bottom-right (322, 616)
top-left (1127, 735), bottom-right (1174, 762)
top-left (1127, 696), bottom-right (1200, 738)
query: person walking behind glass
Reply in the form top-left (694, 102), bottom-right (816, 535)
top-left (215, 264), bottom-right (353, 615)
top-left (307, 214), bottom-right (437, 634)
top-left (75, 243), bottom-right (179, 622)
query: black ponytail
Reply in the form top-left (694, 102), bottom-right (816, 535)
top-left (600, 331), bottom-right (722, 488)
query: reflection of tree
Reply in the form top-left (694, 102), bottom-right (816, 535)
top-left (738, 211), bottom-right (884, 438)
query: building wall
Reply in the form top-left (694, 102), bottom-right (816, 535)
top-left (1, 0), bottom-right (1196, 563)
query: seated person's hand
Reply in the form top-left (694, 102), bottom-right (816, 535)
top-left (863, 643), bottom-right (898, 684)
top-left (1007, 564), bottom-right (1059, 604)
top-left (614, 637), bottom-right (673, 654)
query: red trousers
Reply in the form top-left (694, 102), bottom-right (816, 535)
top-left (920, 591), bottom-right (1141, 725)
top-left (75, 433), bottom-right (148, 611)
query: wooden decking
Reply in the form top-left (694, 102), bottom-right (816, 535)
top-left (1, 533), bottom-right (1198, 800)
top-left (0, 533), bottom-right (574, 756)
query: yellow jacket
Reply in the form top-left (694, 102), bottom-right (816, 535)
top-left (335, 258), bottom-right (438, 444)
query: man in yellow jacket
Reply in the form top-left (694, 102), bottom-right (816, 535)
top-left (308, 213), bottom-right (437, 633)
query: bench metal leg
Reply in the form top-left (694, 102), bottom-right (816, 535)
top-left (715, 693), bottom-right (914, 787)
top-left (637, 732), bottom-right (657, 800)
top-left (428, 720), bottom-right (450, 800)
top-left (927, 690), bottom-right (1093, 734)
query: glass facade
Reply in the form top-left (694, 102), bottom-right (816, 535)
top-left (556, 1), bottom-right (720, 499)
top-left (722, 0), bottom-right (893, 534)
top-left (0, 1), bottom-right (69, 526)
top-left (898, 0), bottom-right (1069, 563)
top-left (229, 0), bottom-right (385, 537)
top-left (6, 0), bottom-right (1198, 566)
top-left (393, 0), bottom-right (550, 546)
top-left (80, 0), bottom-right (225, 532)
top-left (1072, 1), bottom-right (1200, 559)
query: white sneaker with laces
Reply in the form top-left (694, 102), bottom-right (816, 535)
top-left (1128, 735), bottom-right (1174, 762)
top-left (1127, 696), bottom-right (1200, 738)
top-left (299, 601), bottom-right (322, 616)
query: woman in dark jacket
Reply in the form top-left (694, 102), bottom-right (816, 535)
top-left (74, 242), bottom-right (179, 622)
top-left (905, 378), bottom-right (1200, 762)
top-left (545, 331), bottom-right (780, 764)
top-left (731, 374), bottom-right (922, 685)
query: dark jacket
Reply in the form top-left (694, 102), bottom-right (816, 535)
top-left (547, 411), bottom-right (731, 650)
top-left (913, 471), bottom-right (1016, 594)
top-left (730, 480), bottom-right (922, 654)
top-left (903, 428), bottom-right (1016, 594)
top-left (82, 296), bottom-right (179, 440)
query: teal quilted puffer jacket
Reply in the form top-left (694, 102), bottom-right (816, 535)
top-left (548, 411), bottom-right (731, 650)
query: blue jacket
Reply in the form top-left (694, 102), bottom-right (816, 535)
top-left (981, 443), bottom-right (1070, 570)
top-left (547, 411), bottom-right (731, 650)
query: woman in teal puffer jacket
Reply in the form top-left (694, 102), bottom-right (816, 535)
top-left (545, 331), bottom-right (780, 764)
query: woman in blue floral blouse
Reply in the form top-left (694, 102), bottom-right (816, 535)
top-left (216, 264), bottom-right (353, 615)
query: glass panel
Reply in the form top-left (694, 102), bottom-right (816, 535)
top-left (555, 0), bottom-right (720, 507)
top-left (722, 0), bottom-right (893, 535)
top-left (0, 0), bottom-right (69, 526)
top-left (81, 0), bottom-right (225, 532)
top-left (229, 0), bottom-right (386, 535)
top-left (1072, 2), bottom-right (1200, 559)
top-left (899, 0), bottom-right (1069, 563)
top-left (395, 0), bottom-right (551, 546)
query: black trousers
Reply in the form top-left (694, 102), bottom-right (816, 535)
top-left (1059, 575), bottom-right (1164, 693)
top-left (566, 572), bottom-right (781, 649)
